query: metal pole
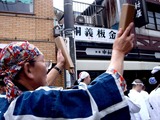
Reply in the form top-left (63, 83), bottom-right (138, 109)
top-left (116, 0), bottom-right (121, 19)
top-left (64, 0), bottom-right (76, 87)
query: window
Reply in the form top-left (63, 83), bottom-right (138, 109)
top-left (0, 0), bottom-right (34, 14)
top-left (155, 12), bottom-right (160, 30)
top-left (146, 11), bottom-right (156, 29)
top-left (146, 2), bottom-right (160, 31)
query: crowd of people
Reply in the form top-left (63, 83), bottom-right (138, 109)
top-left (0, 22), bottom-right (159, 120)
top-left (121, 67), bottom-right (160, 120)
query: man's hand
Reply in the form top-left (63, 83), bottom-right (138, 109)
top-left (46, 49), bottom-right (65, 86)
top-left (108, 22), bottom-right (135, 75)
top-left (113, 22), bottom-right (135, 55)
top-left (56, 49), bottom-right (65, 70)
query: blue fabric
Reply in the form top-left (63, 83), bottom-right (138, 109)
top-left (14, 89), bottom-right (92, 118)
top-left (0, 96), bottom-right (9, 120)
top-left (101, 107), bottom-right (130, 120)
top-left (0, 72), bottom-right (130, 119)
top-left (88, 73), bottom-right (122, 111)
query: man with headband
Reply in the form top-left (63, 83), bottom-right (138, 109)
top-left (73, 71), bottom-right (91, 90)
top-left (148, 66), bottom-right (160, 120)
top-left (0, 23), bottom-right (134, 120)
top-left (128, 79), bottom-right (150, 120)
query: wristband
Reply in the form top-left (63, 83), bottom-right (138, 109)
top-left (107, 68), bottom-right (126, 91)
top-left (54, 66), bottom-right (62, 74)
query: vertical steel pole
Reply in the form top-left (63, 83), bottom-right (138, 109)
top-left (64, 0), bottom-right (76, 87)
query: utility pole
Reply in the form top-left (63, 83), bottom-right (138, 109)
top-left (64, 0), bottom-right (76, 87)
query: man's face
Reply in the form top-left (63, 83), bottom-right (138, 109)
top-left (30, 55), bottom-right (48, 89)
top-left (84, 75), bottom-right (91, 85)
top-left (136, 84), bottom-right (143, 92)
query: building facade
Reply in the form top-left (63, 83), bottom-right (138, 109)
top-left (71, 0), bottom-right (160, 92)
top-left (0, 0), bottom-right (65, 87)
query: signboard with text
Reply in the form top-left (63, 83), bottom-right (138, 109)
top-left (74, 25), bottom-right (118, 43)
top-left (132, 0), bottom-right (149, 27)
top-left (76, 41), bottom-right (160, 62)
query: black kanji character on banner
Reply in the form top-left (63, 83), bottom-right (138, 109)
top-left (75, 27), bottom-right (81, 36)
top-left (97, 29), bottom-right (106, 38)
top-left (85, 28), bottom-right (93, 37)
top-left (109, 31), bottom-right (116, 39)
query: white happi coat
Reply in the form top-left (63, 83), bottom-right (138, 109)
top-left (128, 89), bottom-right (150, 120)
top-left (148, 87), bottom-right (160, 120)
